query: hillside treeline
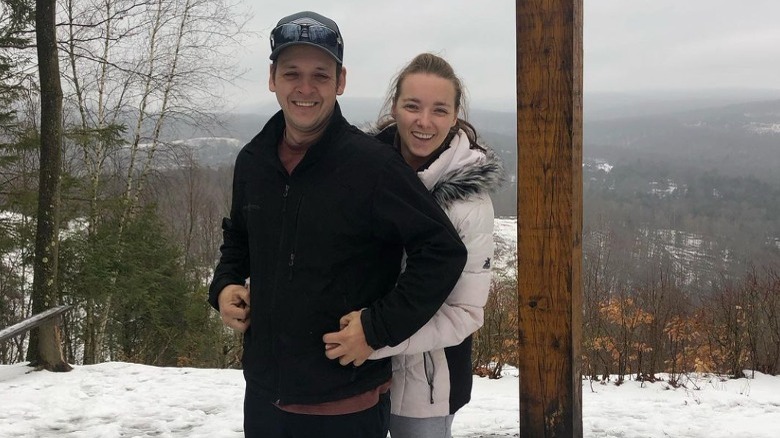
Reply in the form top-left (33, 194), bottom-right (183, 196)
top-left (475, 232), bottom-right (780, 382)
top-left (4, 150), bottom-right (780, 377)
top-left (582, 158), bottom-right (780, 380)
top-left (5, 130), bottom-right (780, 376)
top-left (473, 159), bottom-right (780, 381)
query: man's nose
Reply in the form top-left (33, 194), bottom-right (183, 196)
top-left (297, 77), bottom-right (314, 95)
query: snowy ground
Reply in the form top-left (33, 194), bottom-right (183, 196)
top-left (1, 363), bottom-right (779, 437)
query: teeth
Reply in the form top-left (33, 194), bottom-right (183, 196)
top-left (413, 132), bottom-right (434, 140)
top-left (294, 101), bottom-right (316, 107)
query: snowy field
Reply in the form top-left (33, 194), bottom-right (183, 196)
top-left (1, 362), bottom-right (779, 437)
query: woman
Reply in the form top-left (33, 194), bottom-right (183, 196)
top-left (370, 53), bottom-right (504, 438)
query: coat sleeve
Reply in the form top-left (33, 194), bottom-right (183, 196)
top-left (207, 153), bottom-right (250, 310)
top-left (368, 193), bottom-right (494, 359)
top-left (360, 153), bottom-right (468, 349)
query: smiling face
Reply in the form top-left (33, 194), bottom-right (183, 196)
top-left (269, 45), bottom-right (346, 142)
top-left (392, 73), bottom-right (458, 170)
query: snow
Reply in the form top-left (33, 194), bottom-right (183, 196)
top-left (584, 159), bottom-right (614, 173)
top-left (597, 163), bottom-right (613, 173)
top-left (2, 362), bottom-right (779, 437)
top-left (649, 180), bottom-right (678, 197)
top-left (492, 217), bottom-right (517, 275)
top-left (173, 137), bottom-right (243, 147)
top-left (493, 217), bottom-right (517, 246)
top-left (582, 373), bottom-right (780, 438)
top-left (746, 122), bottom-right (780, 135)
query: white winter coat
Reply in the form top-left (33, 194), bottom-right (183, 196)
top-left (369, 128), bottom-right (503, 417)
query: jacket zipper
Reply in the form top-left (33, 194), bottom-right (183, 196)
top-left (274, 182), bottom-right (290, 401)
top-left (288, 195), bottom-right (303, 281)
top-left (423, 351), bottom-right (435, 404)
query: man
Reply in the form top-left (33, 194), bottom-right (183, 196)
top-left (208, 11), bottom-right (467, 438)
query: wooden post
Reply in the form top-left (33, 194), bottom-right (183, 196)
top-left (516, 0), bottom-right (583, 437)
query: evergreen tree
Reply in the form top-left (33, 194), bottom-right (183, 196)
top-left (0, 0), bottom-right (33, 131)
top-left (0, 0), bottom-right (36, 364)
top-left (60, 206), bottom-right (233, 367)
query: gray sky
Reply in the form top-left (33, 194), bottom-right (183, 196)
top-left (224, 0), bottom-right (780, 112)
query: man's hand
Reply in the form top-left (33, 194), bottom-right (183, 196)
top-left (322, 310), bottom-right (374, 366)
top-left (218, 284), bottom-right (250, 333)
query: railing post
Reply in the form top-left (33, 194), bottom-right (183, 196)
top-left (0, 305), bottom-right (72, 344)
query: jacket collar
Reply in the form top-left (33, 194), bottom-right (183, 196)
top-left (375, 123), bottom-right (505, 208)
top-left (248, 102), bottom-right (347, 172)
top-left (374, 124), bottom-right (452, 171)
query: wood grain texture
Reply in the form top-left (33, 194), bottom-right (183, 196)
top-left (516, 0), bottom-right (583, 436)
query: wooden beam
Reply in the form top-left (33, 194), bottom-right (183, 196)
top-left (516, 0), bottom-right (583, 436)
top-left (0, 305), bottom-right (71, 343)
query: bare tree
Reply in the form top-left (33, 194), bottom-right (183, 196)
top-left (742, 266), bottom-right (780, 375)
top-left (60, 0), bottom-right (150, 365)
top-left (582, 223), bottom-right (616, 380)
top-left (703, 276), bottom-right (748, 378)
top-left (57, 0), bottom-right (249, 364)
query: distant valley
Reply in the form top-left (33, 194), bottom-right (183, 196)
top-left (157, 90), bottom-right (780, 283)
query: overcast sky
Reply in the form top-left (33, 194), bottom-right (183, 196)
top-left (224, 0), bottom-right (780, 112)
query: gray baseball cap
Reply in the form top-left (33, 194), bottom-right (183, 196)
top-left (269, 11), bottom-right (344, 63)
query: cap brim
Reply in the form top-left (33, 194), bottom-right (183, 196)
top-left (269, 41), bottom-right (341, 63)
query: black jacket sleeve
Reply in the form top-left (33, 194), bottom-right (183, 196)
top-left (208, 154), bottom-right (250, 310)
top-left (361, 152), bottom-right (467, 349)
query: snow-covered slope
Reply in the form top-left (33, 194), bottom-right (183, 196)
top-left (2, 362), bottom-right (779, 437)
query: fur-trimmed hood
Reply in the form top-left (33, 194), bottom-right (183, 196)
top-left (372, 124), bottom-right (505, 209)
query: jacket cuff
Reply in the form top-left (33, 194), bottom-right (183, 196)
top-left (208, 277), bottom-right (240, 311)
top-left (361, 309), bottom-right (387, 350)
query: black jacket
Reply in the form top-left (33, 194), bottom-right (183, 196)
top-left (209, 104), bottom-right (467, 405)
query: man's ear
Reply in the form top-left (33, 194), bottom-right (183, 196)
top-left (268, 64), bottom-right (276, 92)
top-left (336, 66), bottom-right (347, 96)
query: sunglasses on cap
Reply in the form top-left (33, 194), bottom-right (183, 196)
top-left (270, 22), bottom-right (343, 63)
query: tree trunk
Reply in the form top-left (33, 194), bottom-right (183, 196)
top-left (26, 0), bottom-right (71, 372)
